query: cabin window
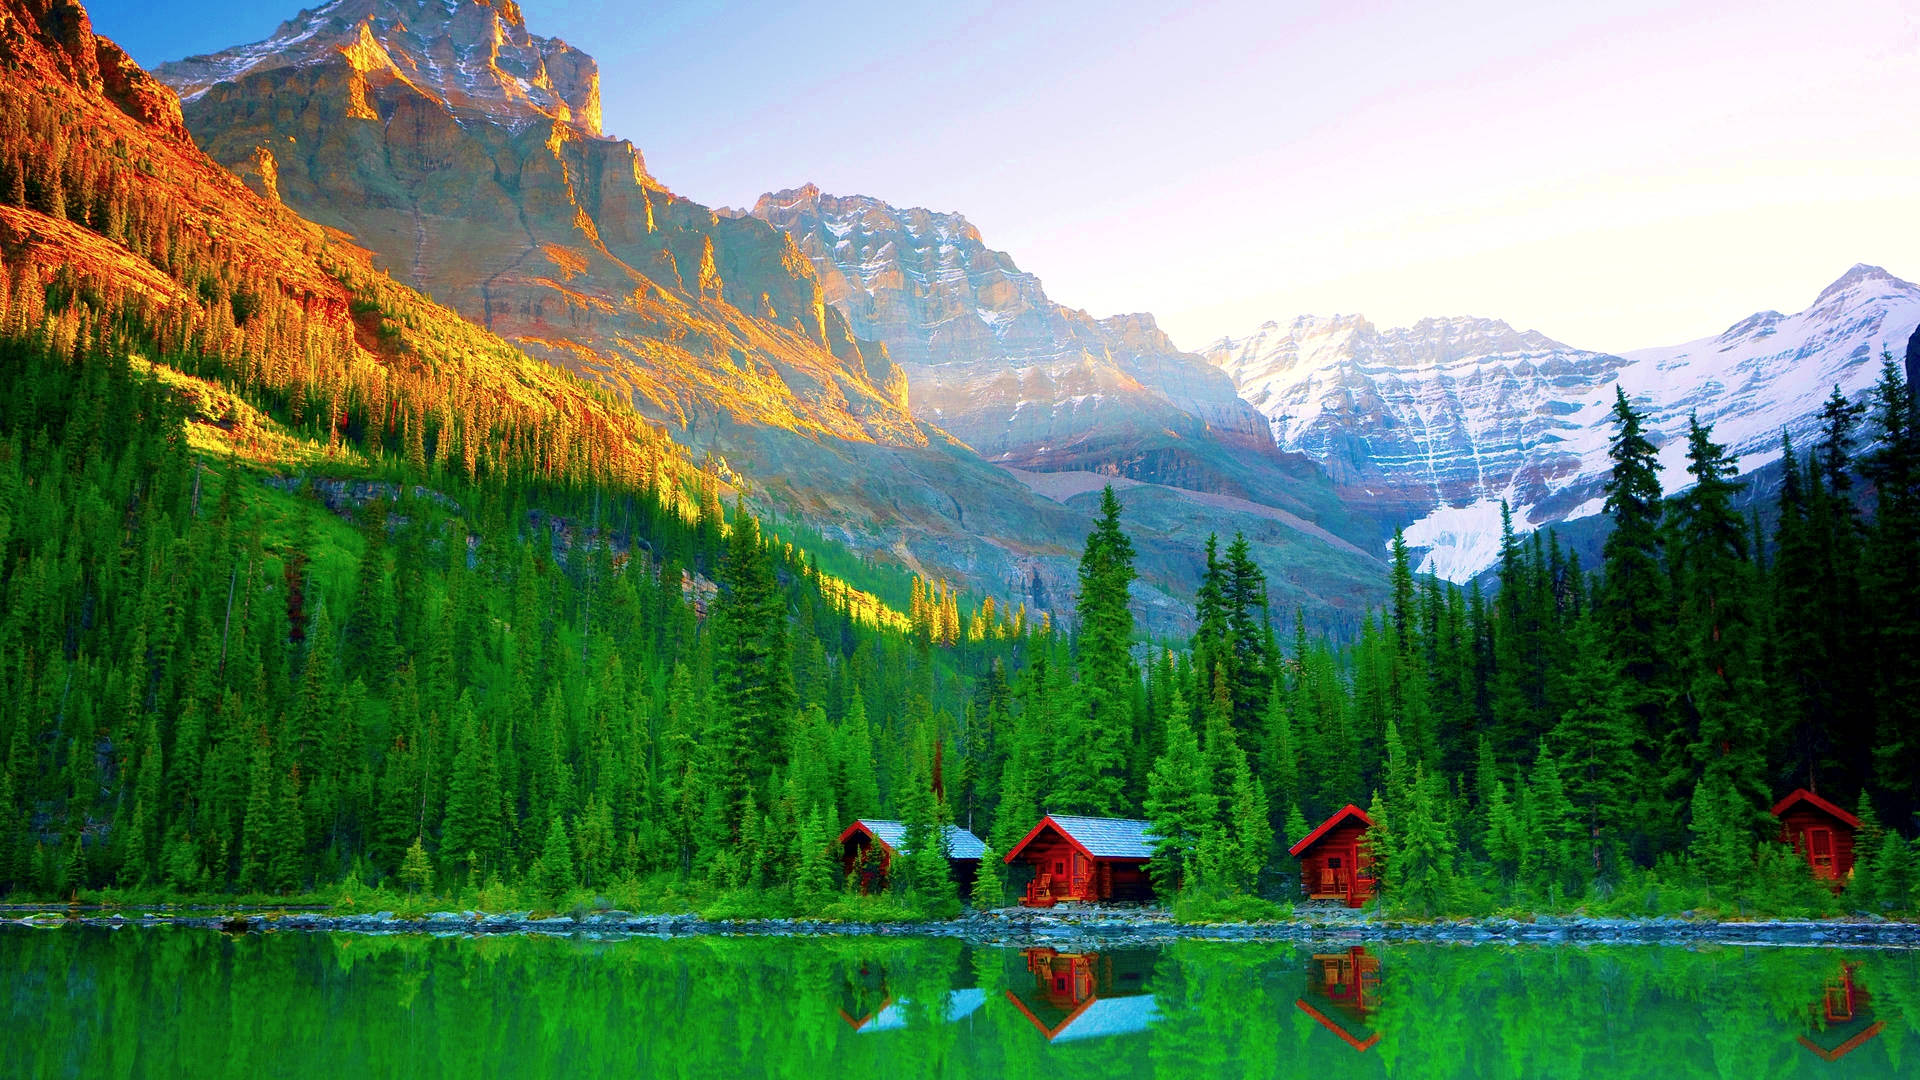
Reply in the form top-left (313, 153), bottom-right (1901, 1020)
top-left (1053, 859), bottom-right (1065, 876)
top-left (1328, 857), bottom-right (1342, 869)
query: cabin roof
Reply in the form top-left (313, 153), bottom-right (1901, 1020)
top-left (1048, 995), bottom-right (1161, 1042)
top-left (1007, 815), bottom-right (1157, 861)
top-left (855, 988), bottom-right (987, 1033)
top-left (841, 819), bottom-right (987, 861)
top-left (1769, 789), bottom-right (1862, 829)
top-left (1288, 804), bottom-right (1374, 857)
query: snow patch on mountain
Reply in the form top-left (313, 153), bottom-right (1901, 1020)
top-left (1210, 265), bottom-right (1920, 582)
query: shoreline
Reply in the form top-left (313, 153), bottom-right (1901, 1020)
top-left (7, 906), bottom-right (1920, 949)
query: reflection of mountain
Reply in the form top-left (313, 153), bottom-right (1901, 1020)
top-left (1295, 947), bottom-right (1381, 1053)
top-left (1005, 948), bottom-right (1159, 1042)
top-left (1798, 963), bottom-right (1883, 1062)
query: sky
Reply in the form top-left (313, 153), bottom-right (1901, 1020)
top-left (91, 0), bottom-right (1920, 355)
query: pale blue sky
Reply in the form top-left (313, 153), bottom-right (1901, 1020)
top-left (92, 0), bottom-right (1920, 353)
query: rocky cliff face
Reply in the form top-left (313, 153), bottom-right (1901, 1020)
top-left (157, 0), bottom-right (914, 447)
top-left (749, 185), bottom-right (1281, 484)
top-left (1208, 266), bottom-right (1920, 581)
top-left (0, 0), bottom-right (188, 138)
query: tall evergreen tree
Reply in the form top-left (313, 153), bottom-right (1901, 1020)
top-left (1054, 487), bottom-right (1135, 815)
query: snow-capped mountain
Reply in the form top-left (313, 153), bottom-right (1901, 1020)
top-left (1206, 265), bottom-right (1920, 581)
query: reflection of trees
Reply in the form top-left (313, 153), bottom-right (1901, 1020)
top-left (3, 931), bottom-right (1917, 1079)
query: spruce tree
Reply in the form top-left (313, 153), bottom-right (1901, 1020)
top-left (1144, 686), bottom-right (1212, 895)
top-left (970, 840), bottom-right (1004, 909)
top-left (1056, 487), bottom-right (1135, 815)
top-left (1599, 388), bottom-right (1672, 793)
top-left (1673, 414), bottom-right (1768, 825)
top-left (1550, 618), bottom-right (1636, 880)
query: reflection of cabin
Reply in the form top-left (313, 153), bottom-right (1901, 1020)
top-left (1294, 946), bottom-right (1381, 1052)
top-left (1798, 963), bottom-right (1884, 1062)
top-left (1004, 948), bottom-right (1159, 1042)
top-left (1004, 815), bottom-right (1156, 906)
top-left (1288, 805), bottom-right (1377, 908)
top-left (835, 959), bottom-right (987, 1033)
top-left (841, 989), bottom-right (987, 1033)
top-left (1770, 789), bottom-right (1860, 887)
top-left (837, 819), bottom-right (986, 894)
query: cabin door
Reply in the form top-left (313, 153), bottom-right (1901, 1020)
top-left (1808, 827), bottom-right (1835, 879)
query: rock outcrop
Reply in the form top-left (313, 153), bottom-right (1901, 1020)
top-left (0, 0), bottom-right (188, 139)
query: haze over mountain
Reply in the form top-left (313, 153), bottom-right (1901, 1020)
top-left (153, 0), bottom-right (1392, 631)
top-left (1206, 265), bottom-right (1920, 580)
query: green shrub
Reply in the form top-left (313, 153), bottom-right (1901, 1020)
top-left (1172, 886), bottom-right (1292, 925)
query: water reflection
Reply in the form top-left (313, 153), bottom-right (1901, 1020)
top-left (1005, 947), bottom-right (1159, 1042)
top-left (2, 928), bottom-right (1916, 1079)
top-left (1797, 962), bottom-right (1884, 1063)
top-left (837, 957), bottom-right (986, 1033)
top-left (1296, 946), bottom-right (1381, 1052)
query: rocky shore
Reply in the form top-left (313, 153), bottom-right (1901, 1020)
top-left (8, 906), bottom-right (1920, 949)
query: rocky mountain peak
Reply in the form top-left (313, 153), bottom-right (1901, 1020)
top-left (155, 0), bottom-right (600, 135)
top-left (1816, 262), bottom-right (1899, 303)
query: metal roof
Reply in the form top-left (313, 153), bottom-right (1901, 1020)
top-left (853, 819), bottom-right (987, 861)
top-left (1046, 815), bottom-right (1158, 860)
top-left (1049, 995), bottom-right (1161, 1042)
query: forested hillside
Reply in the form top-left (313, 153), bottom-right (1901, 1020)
top-left (0, 0), bottom-right (1914, 920)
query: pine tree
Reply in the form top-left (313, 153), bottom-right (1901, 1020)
top-left (1599, 388), bottom-right (1672, 821)
top-left (399, 836), bottom-right (432, 894)
top-left (1673, 414), bottom-right (1767, 825)
top-left (1144, 686), bottom-right (1212, 895)
top-left (1688, 771), bottom-right (1752, 900)
top-left (530, 816), bottom-right (576, 898)
top-left (1056, 487), bottom-right (1135, 815)
top-left (970, 840), bottom-right (1004, 909)
top-left (1225, 753), bottom-right (1271, 895)
top-left (792, 807), bottom-right (836, 907)
top-left (1550, 619), bottom-right (1635, 883)
top-left (1862, 358), bottom-right (1920, 812)
top-left (441, 695), bottom-right (503, 883)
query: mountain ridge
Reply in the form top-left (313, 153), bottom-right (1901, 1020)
top-left (1207, 263), bottom-right (1920, 580)
top-left (150, 0), bottom-right (1394, 631)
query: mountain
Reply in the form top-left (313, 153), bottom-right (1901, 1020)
top-left (154, 0), bottom-right (1391, 630)
top-left (155, 0), bottom-right (915, 445)
top-left (1205, 266), bottom-right (1920, 581)
top-left (0, 0), bottom-right (736, 496)
top-left (746, 185), bottom-right (1274, 475)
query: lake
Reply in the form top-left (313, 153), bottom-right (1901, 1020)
top-left (3, 928), bottom-right (1915, 1078)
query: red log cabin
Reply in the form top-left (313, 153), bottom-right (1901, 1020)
top-left (1288, 804), bottom-right (1377, 908)
top-left (837, 819), bottom-right (986, 895)
top-left (1769, 789), bottom-right (1861, 887)
top-left (1004, 815), bottom-right (1157, 906)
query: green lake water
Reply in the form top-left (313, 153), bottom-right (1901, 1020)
top-left (2, 928), bottom-right (1916, 1079)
